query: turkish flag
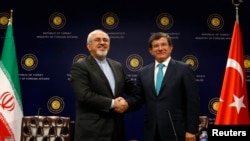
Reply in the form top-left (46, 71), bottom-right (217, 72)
top-left (215, 21), bottom-right (250, 125)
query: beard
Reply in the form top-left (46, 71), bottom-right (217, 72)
top-left (96, 49), bottom-right (108, 57)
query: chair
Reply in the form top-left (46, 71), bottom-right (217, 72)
top-left (196, 116), bottom-right (209, 140)
top-left (198, 116), bottom-right (209, 131)
top-left (20, 116), bottom-right (70, 141)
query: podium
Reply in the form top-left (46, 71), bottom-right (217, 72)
top-left (20, 116), bottom-right (70, 141)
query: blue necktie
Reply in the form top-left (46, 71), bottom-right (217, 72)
top-left (156, 64), bottom-right (164, 95)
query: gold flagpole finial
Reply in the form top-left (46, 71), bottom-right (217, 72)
top-left (9, 9), bottom-right (13, 25)
top-left (232, 0), bottom-right (243, 6)
top-left (232, 0), bottom-right (243, 23)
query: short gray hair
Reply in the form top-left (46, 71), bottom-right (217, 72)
top-left (87, 29), bottom-right (109, 43)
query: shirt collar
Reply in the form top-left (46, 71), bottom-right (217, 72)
top-left (155, 57), bottom-right (171, 68)
top-left (95, 58), bottom-right (107, 64)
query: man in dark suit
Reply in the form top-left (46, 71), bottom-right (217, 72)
top-left (134, 32), bottom-right (200, 141)
top-left (70, 29), bottom-right (135, 141)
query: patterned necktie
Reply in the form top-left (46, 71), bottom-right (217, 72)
top-left (156, 64), bottom-right (164, 95)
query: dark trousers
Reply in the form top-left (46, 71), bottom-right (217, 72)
top-left (154, 125), bottom-right (162, 141)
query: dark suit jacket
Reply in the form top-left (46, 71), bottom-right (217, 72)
top-left (70, 55), bottom-right (135, 141)
top-left (135, 58), bottom-right (200, 141)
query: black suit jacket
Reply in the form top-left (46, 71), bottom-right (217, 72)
top-left (70, 55), bottom-right (135, 141)
top-left (135, 58), bottom-right (200, 141)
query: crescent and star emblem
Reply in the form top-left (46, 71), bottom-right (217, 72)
top-left (221, 58), bottom-right (246, 114)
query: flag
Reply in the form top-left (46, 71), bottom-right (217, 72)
top-left (215, 20), bottom-right (250, 125)
top-left (0, 16), bottom-right (23, 140)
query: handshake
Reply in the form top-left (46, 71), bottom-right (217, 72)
top-left (113, 97), bottom-right (128, 113)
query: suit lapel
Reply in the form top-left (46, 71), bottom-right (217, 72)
top-left (161, 59), bottom-right (175, 90)
top-left (88, 56), bottom-right (113, 92)
top-left (107, 58), bottom-right (117, 96)
top-left (147, 64), bottom-right (157, 96)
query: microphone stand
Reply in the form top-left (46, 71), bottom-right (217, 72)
top-left (167, 110), bottom-right (178, 141)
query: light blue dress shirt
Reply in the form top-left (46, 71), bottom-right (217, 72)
top-left (96, 59), bottom-right (115, 95)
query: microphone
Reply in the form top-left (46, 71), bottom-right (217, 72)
top-left (167, 110), bottom-right (178, 141)
top-left (37, 107), bottom-right (42, 118)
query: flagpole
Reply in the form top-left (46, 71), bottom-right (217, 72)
top-left (9, 9), bottom-right (13, 25)
top-left (232, 0), bottom-right (243, 23)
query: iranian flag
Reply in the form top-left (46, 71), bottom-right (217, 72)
top-left (0, 16), bottom-right (23, 140)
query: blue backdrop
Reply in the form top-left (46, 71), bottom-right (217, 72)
top-left (1, 0), bottom-right (250, 140)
